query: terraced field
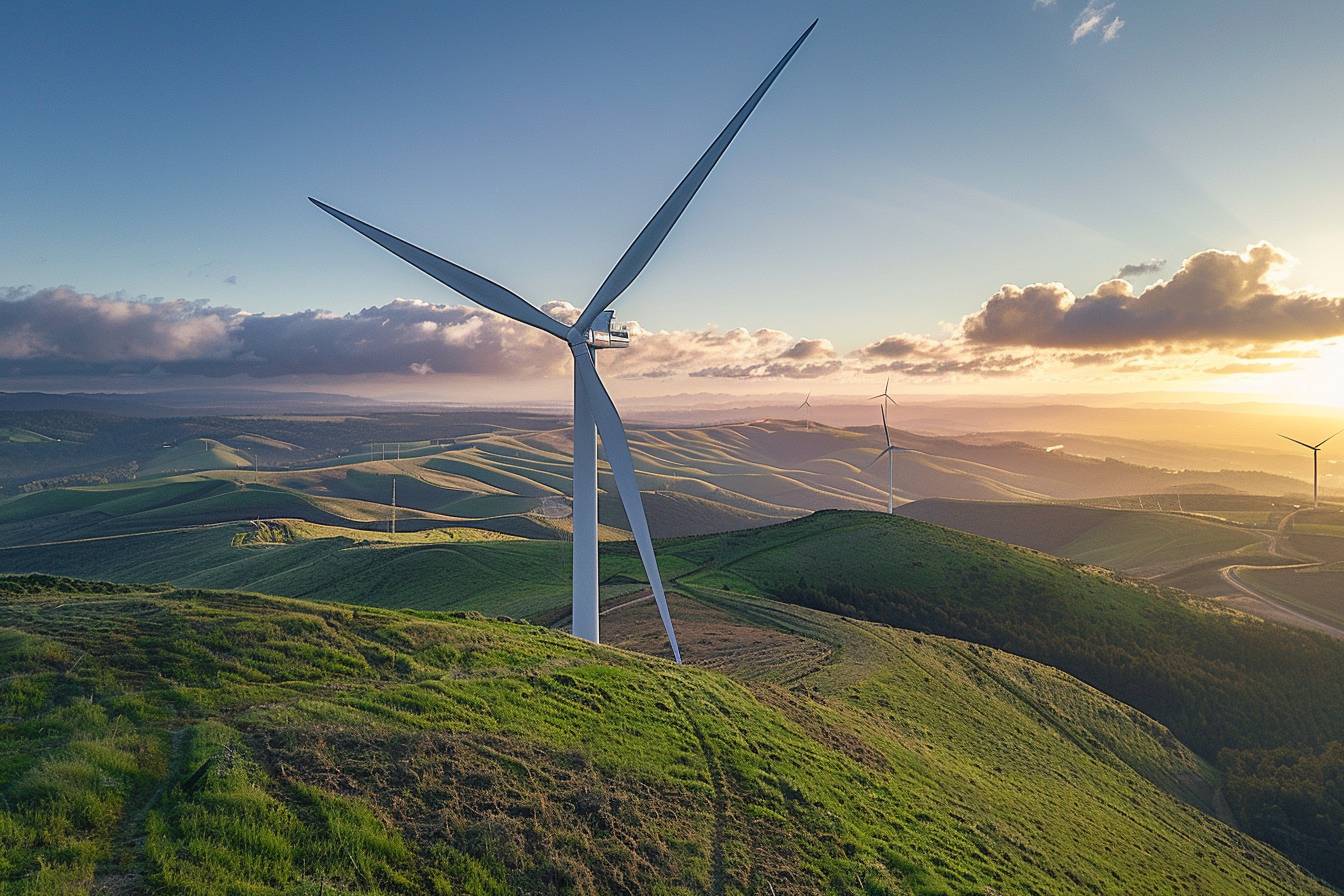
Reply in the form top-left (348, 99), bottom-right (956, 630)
top-left (0, 574), bottom-right (1327, 895)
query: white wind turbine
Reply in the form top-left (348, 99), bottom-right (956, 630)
top-left (1279, 430), bottom-right (1342, 508)
top-left (868, 377), bottom-right (899, 410)
top-left (867, 403), bottom-right (909, 514)
top-left (798, 392), bottom-right (814, 430)
top-left (311, 22), bottom-right (817, 663)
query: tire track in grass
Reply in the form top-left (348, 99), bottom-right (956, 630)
top-left (667, 684), bottom-right (728, 896)
top-left (92, 726), bottom-right (188, 894)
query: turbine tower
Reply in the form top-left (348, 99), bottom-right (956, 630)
top-left (311, 22), bottom-right (817, 664)
top-left (867, 403), bottom-right (909, 514)
top-left (1279, 430), bottom-right (1342, 508)
top-left (798, 392), bottom-right (814, 430)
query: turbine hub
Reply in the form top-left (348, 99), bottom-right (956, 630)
top-left (584, 309), bottom-right (630, 350)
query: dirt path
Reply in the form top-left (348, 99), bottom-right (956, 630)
top-left (1217, 509), bottom-right (1342, 638)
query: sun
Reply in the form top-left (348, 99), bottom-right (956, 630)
top-left (1275, 341), bottom-right (1344, 408)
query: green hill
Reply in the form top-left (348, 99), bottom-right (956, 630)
top-left (667, 511), bottom-right (1344, 885)
top-left (8, 508), bottom-right (1344, 885)
top-left (898, 498), bottom-right (1265, 577)
top-left (0, 426), bottom-right (56, 444)
top-left (140, 438), bottom-right (253, 477)
top-left (0, 575), bottom-right (1326, 895)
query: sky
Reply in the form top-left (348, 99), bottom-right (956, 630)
top-left (4, 0), bottom-right (1344, 405)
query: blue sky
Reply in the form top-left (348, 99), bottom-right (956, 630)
top-left (4, 1), bottom-right (1344, 400)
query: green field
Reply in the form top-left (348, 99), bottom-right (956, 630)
top-left (0, 575), bottom-right (1327, 895)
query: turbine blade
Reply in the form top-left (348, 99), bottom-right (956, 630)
top-left (310, 198), bottom-right (568, 339)
top-left (1279, 434), bottom-right (1316, 451)
top-left (572, 350), bottom-right (682, 663)
top-left (865, 446), bottom-right (895, 470)
top-left (881, 403), bottom-right (892, 448)
top-left (1314, 429), bottom-right (1344, 449)
top-left (574, 21), bottom-right (817, 335)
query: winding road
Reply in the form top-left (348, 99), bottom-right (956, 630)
top-left (1218, 508), bottom-right (1341, 638)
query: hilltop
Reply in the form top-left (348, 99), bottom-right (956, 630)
top-left (0, 575), bottom-right (1327, 895)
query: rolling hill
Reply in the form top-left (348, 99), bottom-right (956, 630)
top-left (897, 498), bottom-right (1268, 578)
top-left (0, 574), bottom-right (1327, 895)
top-left (137, 438), bottom-right (253, 477)
top-left (0, 416), bottom-right (1315, 544)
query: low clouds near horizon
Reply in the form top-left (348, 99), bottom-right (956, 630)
top-left (2, 241), bottom-right (1340, 387)
top-left (960, 243), bottom-right (1344, 349)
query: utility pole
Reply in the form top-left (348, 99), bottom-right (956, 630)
top-left (391, 478), bottom-right (397, 535)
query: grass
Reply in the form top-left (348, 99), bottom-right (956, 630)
top-left (0, 574), bottom-right (1328, 894)
top-left (0, 427), bottom-right (55, 444)
top-left (1239, 565), bottom-right (1344, 627)
top-left (900, 499), bottom-right (1263, 576)
top-left (140, 439), bottom-right (251, 477)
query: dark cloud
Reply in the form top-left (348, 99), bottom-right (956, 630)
top-left (961, 243), bottom-right (1344, 349)
top-left (223, 275), bottom-right (238, 285)
top-left (863, 354), bottom-right (1037, 378)
top-left (0, 288), bottom-right (836, 381)
top-left (1114, 258), bottom-right (1164, 279)
top-left (852, 332), bottom-right (1035, 378)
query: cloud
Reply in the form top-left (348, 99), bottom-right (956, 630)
top-left (851, 334), bottom-right (1036, 378)
top-left (1072, 2), bottom-right (1117, 43)
top-left (960, 242), bottom-right (1344, 349)
top-left (223, 275), bottom-right (238, 286)
top-left (6, 240), bottom-right (1337, 388)
top-left (1033, 0), bottom-right (1057, 8)
top-left (0, 287), bottom-right (838, 381)
top-left (1115, 258), bottom-right (1164, 279)
top-left (1101, 16), bottom-right (1124, 42)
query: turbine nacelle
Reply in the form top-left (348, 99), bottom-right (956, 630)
top-left (584, 310), bottom-right (630, 350)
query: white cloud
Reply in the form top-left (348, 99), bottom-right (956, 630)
top-left (1072, 1), bottom-right (1117, 43)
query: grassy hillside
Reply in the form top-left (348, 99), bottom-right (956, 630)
top-left (898, 499), bottom-right (1265, 578)
top-left (666, 511), bottom-right (1344, 885)
top-left (139, 438), bottom-right (252, 477)
top-left (0, 575), bottom-right (1327, 895)
top-left (672, 512), bottom-right (1344, 753)
top-left (0, 426), bottom-right (55, 444)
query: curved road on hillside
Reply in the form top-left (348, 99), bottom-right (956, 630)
top-left (1218, 508), bottom-right (1341, 638)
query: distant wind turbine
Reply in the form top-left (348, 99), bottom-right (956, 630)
top-left (868, 377), bottom-right (899, 410)
top-left (866, 403), bottom-right (910, 513)
top-left (798, 392), bottom-right (814, 430)
top-left (1279, 430), bottom-right (1342, 507)
top-left (311, 21), bottom-right (818, 663)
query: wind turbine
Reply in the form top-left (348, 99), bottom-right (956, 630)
top-left (868, 377), bottom-right (899, 410)
top-left (867, 403), bottom-right (909, 513)
top-left (798, 392), bottom-right (814, 430)
top-left (311, 22), bottom-right (817, 664)
top-left (1279, 430), bottom-right (1342, 508)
